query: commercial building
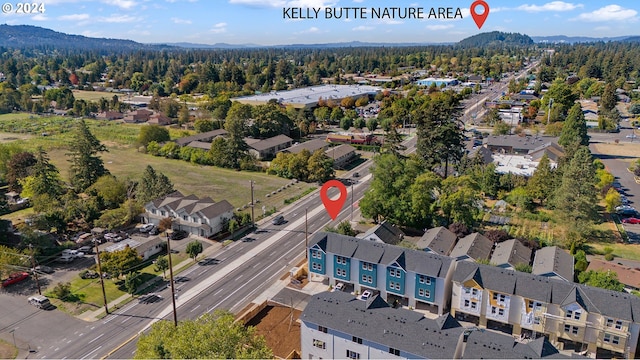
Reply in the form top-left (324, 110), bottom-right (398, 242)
top-left (231, 85), bottom-right (381, 109)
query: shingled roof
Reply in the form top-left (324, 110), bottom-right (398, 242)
top-left (416, 226), bottom-right (458, 256)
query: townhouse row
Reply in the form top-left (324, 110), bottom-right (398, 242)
top-left (307, 232), bottom-right (640, 358)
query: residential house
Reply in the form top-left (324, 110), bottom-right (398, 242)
top-left (415, 227), bottom-right (458, 256)
top-left (449, 232), bottom-right (493, 262)
top-left (147, 113), bottom-right (172, 126)
top-left (134, 237), bottom-right (165, 261)
top-left (467, 146), bottom-right (493, 165)
top-left (123, 109), bottom-right (153, 123)
top-left (468, 75), bottom-right (483, 83)
top-left (532, 246), bottom-right (574, 282)
top-left (95, 111), bottom-right (123, 120)
top-left (308, 232), bottom-right (454, 314)
top-left (511, 93), bottom-right (540, 103)
top-left (451, 261), bottom-right (640, 358)
top-left (143, 191), bottom-right (233, 238)
top-left (483, 135), bottom-right (559, 155)
top-left (281, 138), bottom-right (328, 155)
top-left (175, 129), bottom-right (228, 147)
top-left (301, 291), bottom-right (572, 360)
top-left (326, 144), bottom-right (357, 169)
top-left (527, 142), bottom-right (566, 165)
top-left (360, 220), bottom-right (405, 245)
top-left (490, 239), bottom-right (532, 270)
top-left (586, 258), bottom-right (640, 292)
top-left (245, 134), bottom-right (293, 160)
top-left (301, 291), bottom-right (465, 360)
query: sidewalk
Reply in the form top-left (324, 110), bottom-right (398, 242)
top-left (79, 239), bottom-right (223, 322)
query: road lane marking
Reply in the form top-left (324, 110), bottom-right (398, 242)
top-left (80, 345), bottom-right (102, 360)
top-left (88, 333), bottom-right (104, 344)
top-left (190, 304), bottom-right (201, 312)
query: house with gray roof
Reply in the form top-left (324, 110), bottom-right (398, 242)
top-left (308, 232), bottom-right (454, 314)
top-left (143, 191), bottom-right (233, 238)
top-left (245, 134), bottom-right (293, 160)
top-left (532, 246), bottom-right (574, 282)
top-left (326, 144), bottom-right (357, 169)
top-left (360, 220), bottom-right (405, 245)
top-left (300, 291), bottom-right (464, 360)
top-left (483, 135), bottom-right (559, 155)
top-left (281, 138), bottom-right (328, 155)
top-left (449, 232), bottom-right (493, 262)
top-left (451, 261), bottom-right (640, 359)
top-left (416, 226), bottom-right (458, 256)
top-left (175, 129), bottom-right (228, 147)
top-left (490, 239), bottom-right (532, 270)
top-left (461, 328), bottom-right (570, 359)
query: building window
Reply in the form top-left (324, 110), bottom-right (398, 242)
top-left (313, 339), bottom-right (326, 349)
top-left (312, 263), bottom-right (323, 271)
top-left (498, 294), bottom-right (506, 302)
top-left (362, 262), bottom-right (373, 271)
top-left (336, 268), bottom-right (346, 277)
top-left (572, 326), bottom-right (579, 335)
top-left (336, 256), bottom-right (347, 265)
top-left (573, 311), bottom-right (581, 320)
top-left (566, 310), bottom-right (572, 318)
top-left (182, 215), bottom-right (188, 221)
top-left (346, 350), bottom-right (360, 359)
top-left (613, 336), bottom-right (620, 345)
top-left (615, 320), bottom-right (623, 330)
top-left (471, 301), bottom-right (477, 309)
top-left (418, 275), bottom-right (431, 285)
top-left (464, 300), bottom-right (470, 307)
top-left (606, 318), bottom-right (613, 327)
top-left (564, 324), bottom-right (571, 332)
top-left (389, 348), bottom-right (400, 356)
top-left (534, 316), bottom-right (541, 325)
top-left (318, 326), bottom-right (327, 333)
top-left (464, 288), bottom-right (471, 294)
top-left (352, 336), bottom-right (362, 344)
top-left (471, 288), bottom-right (478, 296)
top-left (604, 334), bottom-right (611, 343)
top-left (491, 306), bottom-right (497, 314)
top-left (151, 209), bottom-right (156, 214)
top-left (493, 293), bottom-right (498, 300)
top-left (389, 268), bottom-right (402, 278)
top-left (361, 275), bottom-right (373, 284)
top-left (498, 308), bottom-right (505, 316)
top-left (160, 210), bottom-right (166, 216)
top-left (418, 289), bottom-right (430, 298)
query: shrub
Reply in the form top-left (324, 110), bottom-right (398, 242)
top-left (604, 253), bottom-right (615, 261)
top-left (52, 282), bottom-right (71, 299)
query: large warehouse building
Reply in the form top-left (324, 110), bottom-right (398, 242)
top-left (230, 84), bottom-right (381, 108)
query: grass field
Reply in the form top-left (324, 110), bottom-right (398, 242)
top-left (589, 243), bottom-right (640, 262)
top-left (71, 90), bottom-right (119, 102)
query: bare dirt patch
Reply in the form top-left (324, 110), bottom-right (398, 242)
top-left (246, 305), bottom-right (301, 358)
top-left (0, 339), bottom-right (17, 359)
top-left (592, 143), bottom-right (640, 161)
top-left (0, 132), bottom-right (33, 143)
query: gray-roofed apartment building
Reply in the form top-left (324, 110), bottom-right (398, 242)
top-left (280, 138), bottom-right (328, 155)
top-left (245, 134), bottom-right (293, 160)
top-left (532, 246), bottom-right (574, 282)
top-left (231, 84), bottom-right (381, 109)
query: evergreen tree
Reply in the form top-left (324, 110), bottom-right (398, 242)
top-left (22, 147), bottom-right (64, 199)
top-left (67, 120), bottom-right (109, 192)
top-left (137, 165), bottom-right (175, 204)
top-left (600, 82), bottom-right (617, 112)
top-left (526, 154), bottom-right (555, 205)
top-left (553, 147), bottom-right (598, 225)
top-left (382, 125), bottom-right (405, 156)
top-left (559, 103), bottom-right (589, 148)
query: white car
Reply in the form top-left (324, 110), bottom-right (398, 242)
top-left (334, 282), bottom-right (345, 292)
top-left (140, 223), bottom-right (155, 233)
top-left (360, 290), bottom-right (372, 300)
top-left (626, 134), bottom-right (637, 139)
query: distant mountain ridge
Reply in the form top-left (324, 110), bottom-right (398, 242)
top-left (532, 35), bottom-right (636, 44)
top-left (163, 40), bottom-right (450, 49)
top-left (457, 31), bottom-right (534, 47)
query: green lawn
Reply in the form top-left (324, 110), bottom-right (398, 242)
top-left (589, 243), bottom-right (640, 262)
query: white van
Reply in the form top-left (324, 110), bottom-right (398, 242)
top-left (28, 295), bottom-right (51, 309)
top-left (57, 255), bottom-right (74, 263)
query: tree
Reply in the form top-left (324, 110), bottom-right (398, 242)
top-left (559, 103), bottom-right (589, 148)
top-left (326, 221), bottom-right (356, 236)
top-left (194, 119), bottom-right (215, 133)
top-left (99, 246), bottom-right (143, 278)
top-left (483, 108), bottom-right (502, 125)
top-left (51, 282), bottom-right (72, 300)
top-left (340, 117), bottom-right (353, 130)
top-left (137, 165), bottom-right (175, 204)
top-left (507, 187), bottom-right (533, 213)
top-left (88, 175), bottom-right (126, 209)
top-left (493, 121), bottom-right (511, 135)
top-left (307, 150), bottom-right (334, 182)
top-left (439, 175), bottom-right (482, 228)
top-left (67, 120), bottom-right (109, 191)
top-left (154, 255), bottom-right (169, 279)
top-left (526, 154), bottom-right (555, 205)
top-left (366, 118), bottom-right (378, 132)
top-left (125, 271), bottom-right (142, 296)
top-left (5, 151), bottom-right (36, 192)
top-left (138, 125), bottom-right (170, 147)
top-left (600, 82), bottom-right (617, 112)
top-left (186, 240), bottom-right (203, 262)
top-left (542, 79), bottom-right (578, 118)
top-left (134, 310), bottom-right (272, 359)
top-left (604, 188), bottom-right (622, 213)
top-left (578, 270), bottom-right (624, 292)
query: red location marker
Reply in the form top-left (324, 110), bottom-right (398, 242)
top-left (470, 0), bottom-right (490, 29)
top-left (320, 179), bottom-right (348, 220)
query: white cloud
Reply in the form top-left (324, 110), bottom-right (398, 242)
top-left (32, 14), bottom-right (49, 21)
top-left (228, 0), bottom-right (337, 8)
top-left (210, 22), bottom-right (227, 33)
top-left (57, 13), bottom-right (90, 21)
top-left (574, 5), bottom-right (637, 22)
top-left (171, 17), bottom-right (192, 24)
top-left (352, 25), bottom-right (373, 31)
top-left (98, 14), bottom-right (140, 22)
top-left (426, 24), bottom-right (453, 30)
top-left (166, 0), bottom-right (197, 2)
top-left (296, 26), bottom-right (322, 34)
top-left (81, 30), bottom-right (103, 37)
top-left (101, 0), bottom-right (137, 9)
top-left (516, 1), bottom-right (583, 12)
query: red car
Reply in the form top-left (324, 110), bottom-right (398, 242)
top-left (2, 272), bottom-right (29, 287)
top-left (622, 217), bottom-right (640, 224)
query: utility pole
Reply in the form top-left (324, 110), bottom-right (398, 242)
top-left (350, 183), bottom-right (354, 221)
top-left (547, 98), bottom-right (553, 124)
top-left (94, 238), bottom-right (109, 315)
top-left (28, 244), bottom-right (41, 295)
top-left (250, 180), bottom-right (255, 228)
top-left (305, 208), bottom-right (308, 259)
top-left (166, 230), bottom-right (178, 327)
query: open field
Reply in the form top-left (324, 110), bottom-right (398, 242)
top-left (588, 243), bottom-right (640, 262)
top-left (0, 132), bottom-right (33, 143)
top-left (71, 90), bottom-right (119, 102)
top-left (592, 143), bottom-right (640, 163)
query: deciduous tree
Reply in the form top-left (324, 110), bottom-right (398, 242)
top-left (186, 240), bottom-right (203, 262)
top-left (138, 124), bottom-right (170, 147)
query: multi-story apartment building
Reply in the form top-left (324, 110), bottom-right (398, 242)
top-left (452, 261), bottom-right (640, 358)
top-left (308, 232), bottom-right (454, 314)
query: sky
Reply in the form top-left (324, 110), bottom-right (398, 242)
top-left (0, 0), bottom-right (639, 45)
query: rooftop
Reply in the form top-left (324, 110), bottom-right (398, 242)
top-left (231, 85), bottom-right (381, 108)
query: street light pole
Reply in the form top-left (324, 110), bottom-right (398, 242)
top-left (94, 238), bottom-right (109, 315)
top-left (10, 329), bottom-right (15, 347)
top-left (350, 183), bottom-right (354, 221)
top-left (28, 244), bottom-right (41, 295)
top-left (305, 208), bottom-right (308, 259)
top-left (166, 230), bottom-right (178, 327)
top-left (250, 180), bottom-right (255, 228)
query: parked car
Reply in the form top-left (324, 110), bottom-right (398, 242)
top-left (353, 172), bottom-right (360, 178)
top-left (78, 246), bottom-right (93, 254)
top-left (622, 217), bottom-right (640, 224)
top-left (140, 223), bottom-right (155, 233)
top-left (2, 272), bottom-right (29, 287)
top-left (28, 295), bottom-right (51, 309)
top-left (334, 282), bottom-right (345, 292)
top-left (149, 226), bottom-right (159, 235)
top-left (360, 290), bottom-right (372, 300)
top-left (170, 230), bottom-right (188, 240)
top-left (272, 215), bottom-right (285, 225)
top-left (32, 265), bottom-right (54, 274)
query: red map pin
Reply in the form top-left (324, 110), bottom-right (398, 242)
top-left (470, 0), bottom-right (490, 29)
top-left (320, 179), bottom-right (348, 220)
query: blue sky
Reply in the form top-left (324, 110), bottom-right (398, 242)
top-left (1, 1), bottom-right (639, 45)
